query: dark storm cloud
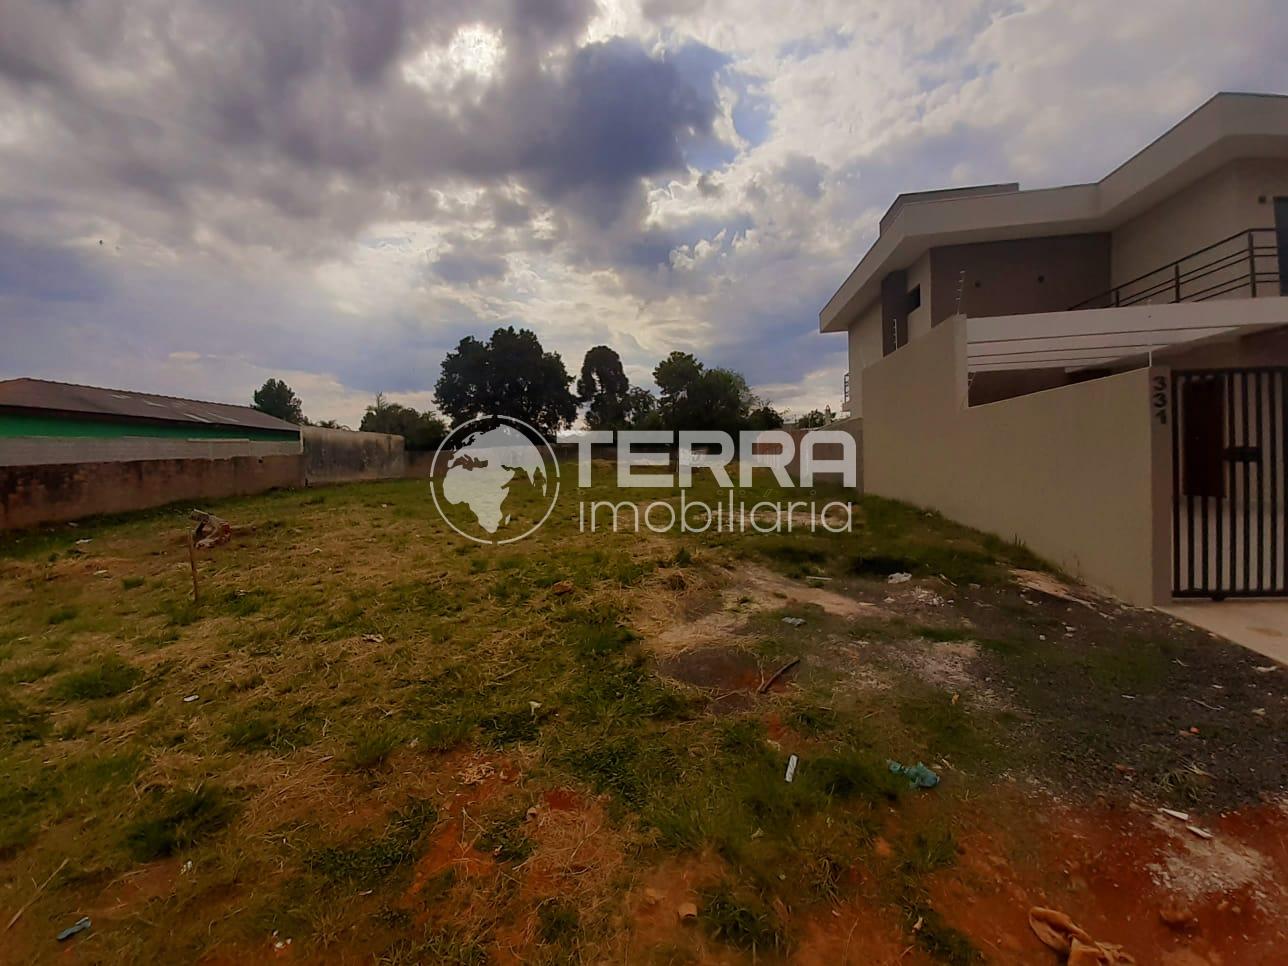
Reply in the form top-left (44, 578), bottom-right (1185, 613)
top-left (430, 244), bottom-right (509, 284)
top-left (512, 39), bottom-right (722, 225)
top-left (0, 0), bottom-right (725, 259)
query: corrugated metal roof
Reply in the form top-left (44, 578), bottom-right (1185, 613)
top-left (0, 378), bottom-right (300, 433)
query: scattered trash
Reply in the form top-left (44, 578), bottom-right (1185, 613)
top-left (361, 633), bottom-right (384, 644)
top-left (803, 574), bottom-right (833, 582)
top-left (190, 509), bottom-right (233, 549)
top-left (888, 760), bottom-right (939, 789)
top-left (56, 917), bottom-right (91, 942)
top-left (181, 860), bottom-right (193, 875)
top-left (525, 806), bottom-right (540, 822)
top-left (1253, 707), bottom-right (1267, 716)
top-left (529, 700), bottom-right (542, 714)
top-left (677, 902), bottom-right (698, 922)
top-left (1160, 808), bottom-right (1190, 822)
top-left (183, 694), bottom-right (198, 703)
top-left (551, 579), bottom-right (575, 595)
top-left (1187, 825), bottom-right (1213, 841)
top-left (781, 616), bottom-right (806, 627)
top-left (1253, 665), bottom-right (1278, 673)
top-left (94, 570), bottom-right (109, 577)
top-left (784, 754), bottom-right (798, 783)
top-left (758, 657), bottom-right (801, 693)
top-left (910, 586), bottom-right (945, 606)
top-left (1028, 907), bottom-right (1135, 965)
top-left (887, 572), bottom-right (912, 584)
top-left (912, 915), bottom-right (924, 932)
top-left (75, 538), bottom-right (93, 545)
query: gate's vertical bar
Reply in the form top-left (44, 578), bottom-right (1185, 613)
top-left (1232, 370), bottom-right (1242, 592)
top-left (1171, 371), bottom-right (1181, 594)
top-left (1271, 371), bottom-right (1280, 592)
top-left (1255, 370), bottom-right (1265, 592)
top-left (1280, 370), bottom-right (1288, 593)
top-left (1242, 371), bottom-right (1252, 593)
top-left (1195, 376), bottom-right (1205, 589)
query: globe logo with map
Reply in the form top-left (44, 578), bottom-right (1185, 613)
top-left (430, 415), bottom-right (560, 544)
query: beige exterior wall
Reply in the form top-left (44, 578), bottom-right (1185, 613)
top-left (847, 300), bottom-right (883, 416)
top-left (864, 317), bottom-right (1166, 605)
top-left (1112, 159), bottom-right (1288, 291)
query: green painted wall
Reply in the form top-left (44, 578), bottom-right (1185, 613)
top-left (0, 412), bottom-right (299, 442)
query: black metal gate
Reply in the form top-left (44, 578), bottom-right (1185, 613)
top-left (1172, 368), bottom-right (1288, 598)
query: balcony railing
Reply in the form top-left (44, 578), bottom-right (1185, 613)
top-left (1070, 228), bottom-right (1281, 311)
top-left (843, 371), bottom-right (850, 405)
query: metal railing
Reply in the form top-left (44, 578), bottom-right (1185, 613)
top-left (843, 371), bottom-right (850, 405)
top-left (1071, 228), bottom-right (1280, 310)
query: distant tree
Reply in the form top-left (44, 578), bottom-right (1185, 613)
top-left (577, 345), bottom-right (632, 429)
top-left (650, 353), bottom-right (783, 434)
top-left (435, 327), bottom-right (577, 437)
top-left (312, 418), bottom-right (350, 430)
top-left (624, 386), bottom-right (659, 429)
top-left (359, 393), bottom-right (448, 450)
top-left (747, 404), bottom-right (785, 430)
top-left (795, 406), bottom-right (835, 429)
top-left (252, 379), bottom-right (305, 424)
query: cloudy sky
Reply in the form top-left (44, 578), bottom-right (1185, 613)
top-left (1, 0), bottom-right (1284, 426)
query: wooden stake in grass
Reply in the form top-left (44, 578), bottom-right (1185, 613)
top-left (5, 858), bottom-right (68, 931)
top-left (187, 532), bottom-right (200, 605)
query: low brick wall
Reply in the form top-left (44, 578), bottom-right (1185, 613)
top-left (0, 455), bottom-right (303, 531)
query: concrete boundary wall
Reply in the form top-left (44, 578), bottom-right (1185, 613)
top-left (302, 427), bottom-right (405, 484)
top-left (0, 455), bottom-right (304, 531)
top-left (863, 316), bottom-right (1166, 604)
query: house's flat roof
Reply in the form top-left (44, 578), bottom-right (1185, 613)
top-left (820, 92), bottom-right (1288, 333)
top-left (0, 378), bottom-right (300, 433)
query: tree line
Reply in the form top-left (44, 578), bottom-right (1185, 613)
top-left (250, 326), bottom-right (787, 448)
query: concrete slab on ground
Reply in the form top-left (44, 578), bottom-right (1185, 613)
top-left (1163, 600), bottom-right (1288, 665)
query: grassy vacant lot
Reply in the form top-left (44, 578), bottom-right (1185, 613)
top-left (2, 470), bottom-right (1286, 964)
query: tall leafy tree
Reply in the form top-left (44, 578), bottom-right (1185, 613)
top-left (624, 387), bottom-right (659, 429)
top-left (577, 345), bottom-right (632, 429)
top-left (651, 353), bottom-right (782, 433)
top-left (435, 327), bottom-right (577, 437)
top-left (251, 378), bottom-right (305, 424)
top-left (359, 393), bottom-right (448, 450)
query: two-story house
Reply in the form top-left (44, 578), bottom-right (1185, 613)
top-left (821, 92), bottom-right (1288, 608)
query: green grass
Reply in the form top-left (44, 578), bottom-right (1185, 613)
top-left (53, 654), bottom-right (142, 700)
top-left (125, 785), bottom-right (237, 861)
top-left (0, 474), bottom-right (1132, 961)
top-left (698, 882), bottom-right (788, 953)
top-left (307, 800), bottom-right (436, 886)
